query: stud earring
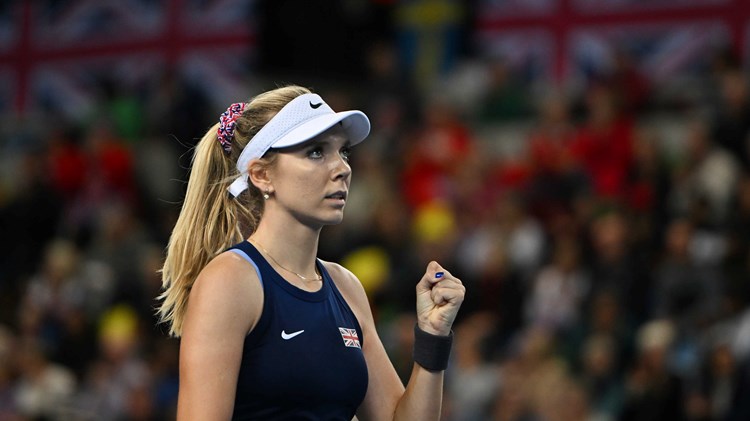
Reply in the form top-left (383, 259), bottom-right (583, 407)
top-left (263, 191), bottom-right (270, 200)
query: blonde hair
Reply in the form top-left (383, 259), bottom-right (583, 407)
top-left (157, 85), bottom-right (312, 337)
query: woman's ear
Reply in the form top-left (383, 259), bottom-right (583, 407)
top-left (247, 159), bottom-right (272, 193)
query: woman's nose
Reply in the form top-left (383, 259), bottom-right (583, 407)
top-left (332, 154), bottom-right (351, 180)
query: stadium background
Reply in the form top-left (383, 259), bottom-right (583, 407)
top-left (1, 0), bottom-right (750, 419)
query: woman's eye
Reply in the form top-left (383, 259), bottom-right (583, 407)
top-left (340, 147), bottom-right (351, 161)
top-left (307, 148), bottom-right (323, 159)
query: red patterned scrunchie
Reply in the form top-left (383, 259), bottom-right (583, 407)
top-left (217, 102), bottom-right (247, 154)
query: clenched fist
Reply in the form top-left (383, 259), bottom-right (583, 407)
top-left (415, 261), bottom-right (465, 336)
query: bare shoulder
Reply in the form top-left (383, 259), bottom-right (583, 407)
top-left (320, 260), bottom-right (372, 322)
top-left (184, 251), bottom-right (264, 337)
top-left (194, 251), bottom-right (263, 298)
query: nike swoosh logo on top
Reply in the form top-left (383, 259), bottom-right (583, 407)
top-left (309, 101), bottom-right (322, 109)
top-left (281, 329), bottom-right (305, 340)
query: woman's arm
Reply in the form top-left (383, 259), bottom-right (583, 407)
top-left (327, 261), bottom-right (465, 421)
top-left (176, 252), bottom-right (263, 420)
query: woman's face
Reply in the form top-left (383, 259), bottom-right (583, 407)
top-left (267, 124), bottom-right (353, 227)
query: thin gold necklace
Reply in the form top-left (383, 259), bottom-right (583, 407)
top-left (249, 239), bottom-right (322, 282)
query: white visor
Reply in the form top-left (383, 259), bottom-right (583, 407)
top-left (228, 93), bottom-right (371, 197)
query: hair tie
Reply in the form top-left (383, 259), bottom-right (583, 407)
top-left (217, 102), bottom-right (247, 154)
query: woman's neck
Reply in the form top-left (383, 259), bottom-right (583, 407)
top-left (249, 214), bottom-right (321, 276)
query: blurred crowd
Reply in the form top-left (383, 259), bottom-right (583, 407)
top-left (1, 33), bottom-right (750, 421)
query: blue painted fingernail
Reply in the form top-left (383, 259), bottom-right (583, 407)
top-left (435, 272), bottom-right (444, 279)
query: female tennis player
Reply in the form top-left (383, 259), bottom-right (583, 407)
top-left (158, 85), bottom-right (464, 420)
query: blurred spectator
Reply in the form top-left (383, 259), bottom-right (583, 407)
top-left (491, 194), bottom-right (545, 278)
top-left (457, 236), bottom-right (524, 347)
top-left (452, 150), bottom-right (496, 228)
top-left (476, 57), bottom-right (532, 123)
top-left (503, 326), bottom-right (570, 421)
top-left (84, 120), bottom-right (136, 203)
top-left (570, 84), bottom-right (635, 200)
top-left (400, 95), bottom-right (474, 209)
top-left (625, 125), bottom-right (672, 254)
top-left (71, 305), bottom-right (153, 420)
top-left (586, 209), bottom-right (650, 325)
top-left (446, 312), bottom-right (501, 421)
top-left (525, 92), bottom-right (587, 223)
top-left (20, 238), bottom-right (115, 348)
top-left (575, 289), bottom-right (635, 370)
top-left (64, 120), bottom-right (137, 242)
top-left (691, 339), bottom-right (740, 421)
top-left (48, 124), bottom-right (88, 202)
top-left (620, 319), bottom-right (687, 421)
top-left (14, 337), bottom-right (77, 420)
top-left (652, 218), bottom-right (723, 334)
top-left (710, 68), bottom-right (750, 169)
top-left (525, 237), bottom-right (589, 334)
top-left (579, 334), bottom-right (625, 421)
top-left (669, 119), bottom-right (740, 226)
top-left (85, 200), bottom-right (151, 299)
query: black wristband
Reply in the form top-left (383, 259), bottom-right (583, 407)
top-left (413, 324), bottom-right (453, 371)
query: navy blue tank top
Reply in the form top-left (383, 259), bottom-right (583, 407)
top-left (227, 241), bottom-right (368, 420)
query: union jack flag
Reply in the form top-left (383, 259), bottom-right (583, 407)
top-left (1, 0), bottom-right (255, 114)
top-left (476, 0), bottom-right (749, 86)
top-left (569, 22), bottom-right (728, 86)
top-left (339, 327), bottom-right (361, 349)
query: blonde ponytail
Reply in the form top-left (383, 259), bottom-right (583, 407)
top-left (157, 85), bottom-right (311, 336)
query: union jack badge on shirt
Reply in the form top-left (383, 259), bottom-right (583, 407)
top-left (339, 327), bottom-right (361, 348)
